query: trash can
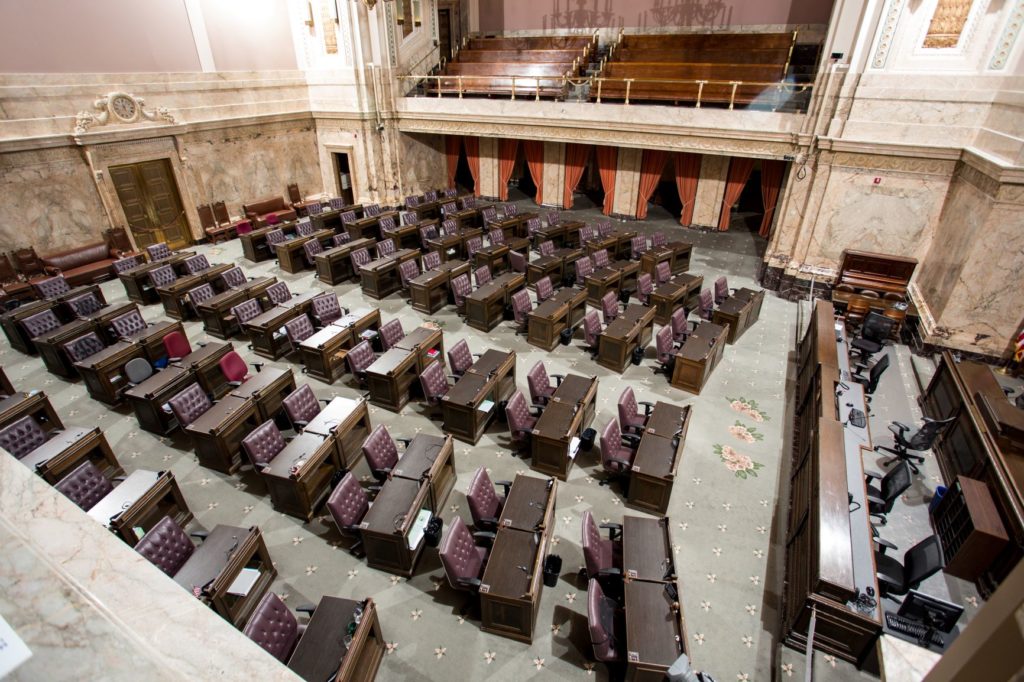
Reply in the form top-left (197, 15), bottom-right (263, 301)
top-left (580, 427), bottom-right (597, 451)
top-left (543, 554), bottom-right (562, 587)
top-left (424, 516), bottom-right (443, 548)
top-left (559, 329), bottom-right (573, 345)
top-left (928, 485), bottom-right (948, 514)
top-left (619, 289), bottom-right (632, 304)
top-left (631, 346), bottom-right (645, 365)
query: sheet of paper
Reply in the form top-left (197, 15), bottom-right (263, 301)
top-left (0, 614), bottom-right (32, 677)
top-left (568, 437), bottom-right (581, 460)
top-left (226, 567), bottom-right (261, 597)
top-left (478, 399), bottom-right (495, 414)
top-left (406, 509), bottom-right (432, 550)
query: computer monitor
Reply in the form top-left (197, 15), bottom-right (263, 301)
top-left (898, 590), bottom-right (963, 635)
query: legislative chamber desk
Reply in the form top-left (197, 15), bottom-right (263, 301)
top-left (527, 288), bottom-right (587, 351)
top-left (479, 473), bottom-right (556, 643)
top-left (0, 391), bottom-right (62, 431)
top-left (298, 308), bottom-right (382, 383)
top-left (34, 318), bottom-right (97, 378)
top-left (650, 273), bottom-right (703, 325)
top-left (472, 243), bottom-right (510, 275)
top-left (287, 597), bottom-right (385, 682)
top-left (359, 248), bottom-right (419, 299)
top-left (598, 304), bottom-right (655, 373)
top-left (74, 341), bottom-right (146, 405)
top-left (360, 475), bottom-right (435, 576)
top-left (172, 341), bottom-right (232, 399)
top-left (531, 374), bottom-right (598, 480)
top-left (920, 350), bottom-right (1023, 595)
top-left (1, 299), bottom-right (55, 353)
top-left (627, 403), bottom-right (690, 514)
top-left (426, 227), bottom-right (482, 262)
top-left (409, 259), bottom-right (470, 314)
top-left (86, 469), bottom-right (192, 546)
top-left (125, 366), bottom-right (195, 435)
top-left (120, 319), bottom-right (186, 365)
top-left (275, 229), bottom-right (334, 273)
top-left (441, 349), bottom-right (516, 444)
top-left (782, 300), bottom-right (881, 665)
top-left (465, 272), bottom-right (526, 332)
top-left (535, 219), bottom-right (584, 248)
top-left (240, 224), bottom-right (297, 262)
top-left (640, 241), bottom-right (693, 278)
top-left (366, 348), bottom-right (420, 412)
top-left (527, 246), bottom-right (584, 286)
top-left (382, 220), bottom-right (429, 251)
top-left (20, 426), bottom-right (122, 485)
top-left (584, 262), bottom-right (635, 307)
top-left (156, 263), bottom-right (232, 320)
top-left (263, 432), bottom-right (341, 521)
top-left (170, 524), bottom-right (276, 627)
top-left (670, 322), bottom-right (727, 395)
top-left (186, 395), bottom-right (262, 474)
top-left (345, 211), bottom-right (397, 240)
top-left (195, 276), bottom-right (276, 339)
top-left (395, 325), bottom-right (445, 373)
top-left (242, 290), bottom-right (319, 359)
top-left (392, 433), bottom-right (456, 511)
top-left (117, 250), bottom-right (196, 304)
top-left (303, 396), bottom-right (372, 470)
top-left (314, 237), bottom-right (376, 284)
top-left (230, 367), bottom-right (296, 422)
top-left (489, 212), bottom-right (538, 239)
top-left (712, 288), bottom-right (765, 344)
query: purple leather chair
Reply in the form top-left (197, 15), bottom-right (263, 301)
top-left (592, 249), bottom-right (610, 269)
top-left (110, 310), bottom-right (150, 341)
top-left (146, 243), bottom-right (172, 261)
top-left (441, 202), bottom-right (457, 217)
top-left (574, 256), bottom-right (594, 287)
top-left (526, 361), bottom-right (562, 406)
top-left (346, 340), bottom-right (376, 385)
top-left (655, 261), bottom-right (673, 285)
top-left (326, 472), bottom-right (370, 556)
top-left (535, 276), bottom-right (554, 303)
top-left (511, 289), bottom-right (532, 335)
top-left (350, 247), bottom-right (371, 275)
top-left (231, 298), bottom-right (263, 329)
top-left (0, 416), bottom-right (52, 459)
top-left (670, 307), bottom-right (691, 344)
top-left (266, 229), bottom-right (286, 247)
top-left (503, 203), bottom-right (518, 217)
top-left (64, 332), bottom-right (106, 363)
top-left (473, 265), bottom-right (492, 287)
top-left (296, 222), bottom-right (315, 238)
top-left (696, 288), bottom-right (714, 321)
top-left (488, 228), bottom-right (505, 246)
top-left (630, 235), bottom-right (648, 259)
top-left (379, 216), bottom-right (396, 234)
top-left (422, 251), bottom-right (441, 271)
top-left (149, 265), bottom-right (177, 289)
top-left (466, 466), bottom-right (511, 531)
top-left (183, 254), bottom-right (211, 275)
top-left (419, 225), bottom-right (438, 249)
top-left (311, 293), bottom-right (344, 327)
top-left (618, 387), bottom-right (654, 435)
top-left (284, 314), bottom-right (315, 349)
top-left (400, 212), bottom-right (418, 227)
top-left (509, 250), bottom-right (527, 274)
top-left (55, 460), bottom-right (113, 511)
top-left (361, 424), bottom-right (408, 481)
top-left (601, 290), bottom-right (620, 324)
top-left (581, 510), bottom-right (622, 581)
top-left (241, 419), bottom-right (287, 470)
top-left (187, 284), bottom-right (215, 316)
top-left (451, 274), bottom-right (472, 315)
top-left (282, 384), bottom-right (326, 431)
top-left (538, 240), bottom-right (555, 257)
top-left (168, 383), bottom-right (212, 428)
top-left (635, 273), bottom-right (653, 305)
top-left (481, 207), bottom-right (497, 225)
top-left (21, 309), bottom-right (62, 341)
top-left (447, 339), bottom-right (476, 377)
top-left (113, 255), bottom-right (142, 274)
top-left (303, 239), bottom-right (323, 266)
top-left (376, 238), bottom-right (396, 258)
top-left (440, 218), bottom-right (458, 235)
top-left (331, 232), bottom-right (350, 247)
top-left (32, 275), bottom-right (71, 300)
top-left (65, 292), bottom-right (104, 318)
top-left (597, 221), bottom-right (613, 237)
top-left (242, 592), bottom-right (311, 663)
top-left (651, 232), bottom-right (667, 247)
top-left (134, 516), bottom-right (198, 578)
top-left (221, 267), bottom-right (247, 290)
top-left (714, 275), bottom-right (732, 304)
top-left (505, 390), bottom-right (539, 449)
top-left (581, 310), bottom-right (602, 357)
top-left (379, 319), bottom-right (405, 350)
top-left (655, 324), bottom-right (678, 374)
top-left (439, 516), bottom-right (491, 593)
top-left (365, 203), bottom-right (382, 216)
top-left (599, 418), bottom-right (638, 485)
top-left (587, 578), bottom-right (623, 663)
top-left (579, 225), bottom-right (597, 245)
top-left (340, 210), bottom-right (358, 225)
top-left (466, 236), bottom-right (483, 259)
top-left (544, 210), bottom-right (560, 226)
top-left (398, 259), bottom-right (420, 291)
top-left (419, 361), bottom-right (450, 408)
top-left (526, 217), bottom-right (541, 240)
top-left (267, 282), bottom-right (292, 306)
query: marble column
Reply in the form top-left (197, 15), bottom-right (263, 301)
top-left (691, 154), bottom-right (729, 228)
top-left (612, 146), bottom-right (642, 218)
top-left (542, 141), bottom-right (565, 208)
top-left (477, 136), bottom-right (500, 199)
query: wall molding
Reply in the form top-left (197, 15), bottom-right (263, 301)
top-left (871, 0), bottom-right (906, 69)
top-left (990, 0), bottom-right (1024, 69)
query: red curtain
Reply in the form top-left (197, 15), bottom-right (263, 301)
top-left (635, 149), bottom-right (668, 220)
top-left (563, 143), bottom-right (589, 209)
top-left (759, 160), bottom-right (786, 238)
top-left (596, 145), bottom-right (617, 216)
top-left (717, 157), bottom-right (755, 231)
top-left (497, 138), bottom-right (519, 201)
top-left (523, 140), bottom-right (545, 205)
top-left (444, 136), bottom-right (461, 189)
top-left (674, 152), bottom-right (701, 226)
top-left (464, 136), bottom-right (481, 197)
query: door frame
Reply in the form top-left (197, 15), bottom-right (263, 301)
top-left (437, 0), bottom-right (461, 59)
top-left (323, 144), bottom-right (359, 201)
top-left (109, 159), bottom-right (192, 250)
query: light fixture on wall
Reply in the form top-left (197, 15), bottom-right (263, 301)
top-left (356, 0), bottom-right (394, 9)
top-left (305, 1), bottom-right (315, 27)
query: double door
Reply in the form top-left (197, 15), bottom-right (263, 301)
top-left (110, 159), bottom-right (191, 250)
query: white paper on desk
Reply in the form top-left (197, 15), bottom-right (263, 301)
top-left (0, 613), bottom-right (32, 677)
top-left (360, 329), bottom-right (378, 340)
top-left (568, 437), bottom-right (581, 460)
top-left (406, 509), bottom-right (432, 550)
top-left (479, 399), bottom-right (495, 414)
top-left (227, 567), bottom-right (261, 597)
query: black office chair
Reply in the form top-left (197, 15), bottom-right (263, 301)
top-left (851, 312), bottom-right (895, 363)
top-left (874, 417), bottom-right (954, 474)
top-left (864, 462), bottom-right (912, 525)
top-left (873, 535), bottom-right (944, 599)
top-left (853, 352), bottom-right (889, 398)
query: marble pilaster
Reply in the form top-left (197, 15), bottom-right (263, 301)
top-left (611, 146), bottom-right (642, 218)
top-left (692, 154), bottom-right (729, 228)
top-left (541, 141), bottom-right (565, 208)
top-left (477, 136), bottom-right (500, 198)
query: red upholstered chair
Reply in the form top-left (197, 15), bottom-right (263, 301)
top-left (422, 251), bottom-right (441, 271)
top-left (234, 219), bottom-right (253, 236)
top-left (439, 516), bottom-right (491, 593)
top-left (538, 240), bottom-right (555, 257)
top-left (282, 384), bottom-right (329, 431)
top-left (242, 592), bottom-right (313, 663)
top-left (535, 276), bottom-right (554, 303)
top-left (451, 274), bottom-right (472, 316)
top-left (670, 307), bottom-right (692, 344)
top-left (655, 261), bottom-right (673, 285)
top-left (618, 386), bottom-right (654, 435)
top-left (346, 340), bottom-right (376, 385)
top-left (581, 310), bottom-right (602, 357)
top-left (466, 466), bottom-right (511, 531)
top-left (361, 424), bottom-right (409, 481)
top-left (598, 418), bottom-right (639, 486)
top-left (326, 472), bottom-right (370, 556)
top-left (635, 273), bottom-right (653, 305)
top-left (526, 361), bottom-right (562, 406)
top-left (601, 290), bottom-right (620, 324)
top-left (587, 578), bottom-right (623, 664)
top-left (505, 390), bottom-right (539, 449)
top-left (264, 212), bottom-right (280, 225)
top-left (219, 350), bottom-right (261, 387)
top-left (510, 289), bottom-right (532, 335)
top-left (473, 265), bottom-right (492, 287)
top-left (655, 324), bottom-right (678, 375)
top-left (379, 319), bottom-right (405, 351)
top-left (240, 419), bottom-right (287, 471)
top-left (696, 288), bottom-right (714, 321)
top-left (581, 510), bottom-right (622, 581)
top-left (447, 339), bottom-right (477, 377)
top-left (162, 330), bottom-right (192, 362)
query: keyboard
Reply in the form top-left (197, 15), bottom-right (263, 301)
top-left (885, 613), bottom-right (945, 648)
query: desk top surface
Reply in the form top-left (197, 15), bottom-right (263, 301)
top-left (124, 366), bottom-right (191, 400)
top-left (396, 326), bottom-right (441, 352)
top-left (20, 426), bottom-right (97, 469)
top-left (303, 397), bottom-right (365, 437)
top-left (230, 367), bottom-right (292, 399)
top-left (333, 308), bottom-right (379, 330)
top-left (534, 400), bottom-right (578, 438)
top-left (288, 596), bottom-right (365, 681)
top-left (624, 580), bottom-right (685, 667)
top-left (264, 433), bottom-right (330, 479)
top-left (366, 348), bottom-right (415, 375)
top-left (392, 434), bottom-right (448, 481)
top-left (633, 435), bottom-right (678, 479)
top-left (173, 341), bottom-right (230, 369)
top-left (189, 395), bottom-right (253, 431)
top-left (446, 372), bottom-right (490, 406)
top-left (481, 526), bottom-right (541, 598)
top-left (361, 477), bottom-right (426, 533)
top-left (623, 516), bottom-right (673, 582)
top-left (76, 341), bottom-right (137, 367)
top-left (299, 324), bottom-right (350, 350)
top-left (87, 469), bottom-right (160, 527)
top-left (646, 402), bottom-right (689, 439)
top-left (552, 373), bottom-right (597, 405)
top-left (500, 474), bottom-right (554, 532)
top-left (467, 349), bottom-right (514, 378)
top-left (677, 322), bottom-right (727, 362)
top-left (172, 524), bottom-right (251, 591)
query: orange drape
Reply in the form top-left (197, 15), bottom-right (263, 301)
top-left (498, 138), bottom-right (519, 201)
top-left (563, 143), bottom-right (589, 209)
top-left (444, 136), bottom-right (461, 190)
top-left (596, 145), bottom-right (617, 216)
top-left (718, 157), bottom-right (755, 231)
top-left (523, 140), bottom-right (544, 205)
top-left (635, 149), bottom-right (668, 220)
top-left (674, 152), bottom-right (701, 226)
top-left (759, 160), bottom-right (786, 238)
top-left (464, 136), bottom-right (481, 197)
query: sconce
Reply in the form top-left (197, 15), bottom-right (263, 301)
top-left (305, 1), bottom-right (315, 27)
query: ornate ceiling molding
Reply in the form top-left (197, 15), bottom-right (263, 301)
top-left (990, 0), bottom-right (1024, 69)
top-left (871, 0), bottom-right (905, 69)
top-left (73, 92), bottom-right (176, 136)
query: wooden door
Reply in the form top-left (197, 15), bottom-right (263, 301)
top-left (438, 8), bottom-right (452, 61)
top-left (110, 159), bottom-right (191, 250)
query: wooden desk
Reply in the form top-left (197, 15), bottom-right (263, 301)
top-left (606, 229), bottom-right (638, 261)
top-left (240, 223), bottom-right (298, 263)
top-left (346, 212), bottom-right (395, 240)
top-left (314, 237), bottom-right (376, 285)
top-left (623, 580), bottom-right (687, 681)
top-left (87, 470), bottom-right (192, 546)
top-left (171, 524), bottom-right (276, 627)
top-left (480, 525), bottom-right (549, 643)
top-left (649, 273), bottom-right (703, 325)
top-left (531, 374), bottom-right (598, 480)
top-left (185, 395), bottom-right (261, 474)
top-left (442, 349), bottom-right (516, 444)
top-left (34, 318), bottom-right (94, 378)
top-left (395, 325), bottom-right (445, 373)
top-left (527, 247), bottom-right (584, 286)
top-left (640, 242), bottom-right (692, 278)
top-left (359, 475), bottom-right (434, 576)
top-left (527, 287), bottom-right (587, 351)
top-left (585, 267), bottom-right (621, 307)
top-left (489, 212), bottom-right (537, 239)
top-left (535, 219), bottom-right (583, 248)
top-left (117, 251), bottom-right (195, 304)
top-left (287, 597), bottom-right (385, 682)
top-left (20, 427), bottom-right (122, 485)
top-left (366, 348), bottom-right (419, 412)
top-left (230, 367), bottom-right (296, 423)
top-left (410, 259), bottom-right (471, 314)
top-left (426, 228), bottom-right (483, 262)
top-left (359, 249), bottom-right (420, 299)
top-left (124, 366), bottom-right (196, 435)
top-left (628, 404), bottom-right (690, 514)
top-left (1, 299), bottom-right (54, 354)
top-left (172, 341), bottom-right (232, 399)
top-left (381, 222), bottom-right (425, 251)
top-left (0, 391), bottom-right (62, 431)
top-left (263, 433), bottom-right (341, 521)
top-left (242, 291), bottom-right (318, 360)
top-left (598, 304), bottom-right (655, 373)
top-left (275, 229), bottom-right (333, 273)
top-left (609, 259), bottom-right (640, 294)
top-left (196, 277), bottom-right (276, 339)
top-left (304, 397), bottom-right (372, 470)
top-left (712, 287), bottom-right (765, 344)
top-left (74, 341), bottom-right (146, 405)
top-left (671, 322), bottom-right (727, 394)
top-left (392, 433), bottom-right (456, 511)
top-left (465, 272), bottom-right (526, 332)
top-left (157, 264), bottom-right (231, 320)
top-left (622, 516), bottom-right (674, 583)
top-left (499, 473), bottom-right (557, 532)
top-left (473, 243), bottom-right (510, 275)
top-left (297, 307), bottom-right (382, 383)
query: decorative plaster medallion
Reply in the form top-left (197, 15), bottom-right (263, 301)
top-left (872, 0), bottom-right (906, 69)
top-left (990, 0), bottom-right (1024, 69)
top-left (73, 92), bottom-right (176, 135)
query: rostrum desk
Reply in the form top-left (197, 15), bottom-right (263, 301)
top-left (531, 374), bottom-right (598, 480)
top-left (441, 349), bottom-right (516, 444)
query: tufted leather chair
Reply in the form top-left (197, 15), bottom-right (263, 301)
top-left (655, 325), bottom-right (678, 374)
top-left (331, 232), bottom-right (351, 247)
top-left (600, 418), bottom-right (638, 480)
top-left (526, 361), bottom-right (562, 406)
top-left (466, 466), bottom-right (510, 531)
top-left (579, 225), bottom-right (597, 244)
top-left (311, 293), bottom-right (343, 327)
top-left (655, 261), bottom-right (673, 285)
top-left (460, 195), bottom-right (476, 209)
top-left (635, 273), bottom-right (653, 305)
top-left (0, 416), bottom-right (50, 459)
top-left (146, 243), bottom-right (172, 261)
top-left (346, 340), bottom-right (375, 384)
top-left (581, 311), bottom-right (602, 356)
top-left (379, 216), bottom-right (396, 234)
top-left (421, 250), bottom-right (441, 271)
top-left (509, 250), bottom-right (526, 274)
top-left (505, 390), bottom-right (539, 448)
top-left (488, 229), bottom-right (505, 247)
top-left (582, 510), bottom-right (623, 580)
top-left (587, 578), bottom-right (622, 663)
top-left (419, 225), bottom-right (438, 249)
top-left (162, 330), bottom-right (192, 362)
top-left (379, 319), bottom-right (405, 351)
top-left (231, 298), bottom-right (263, 327)
top-left (419, 361), bottom-right (450, 407)
top-left (284, 314), bottom-right (315, 348)
top-left (266, 282), bottom-right (292, 306)
top-left (66, 292), bottom-right (104, 318)
top-left (503, 203), bottom-right (518, 217)
top-left (511, 289), bottom-right (532, 335)
top-left (282, 384), bottom-right (323, 431)
top-left (22, 309), bottom-right (62, 340)
top-left (441, 201), bottom-right (457, 217)
top-left (440, 218), bottom-right (457, 235)
top-left (401, 212), bottom-right (419, 227)
top-left (111, 310), bottom-right (149, 340)
top-left (473, 265), bottom-right (492, 288)
top-left (149, 265), bottom-right (177, 289)
top-left (696, 288), bottom-right (714, 320)
top-left (361, 424), bottom-right (402, 481)
top-left (241, 419), bottom-right (287, 470)
top-left (398, 259), bottom-right (420, 290)
top-left (296, 222), bottom-right (315, 238)
top-left (544, 210), bottom-right (560, 226)
top-left (538, 240), bottom-right (555, 257)
top-left (597, 221), bottom-right (613, 237)
top-left (479, 207), bottom-right (496, 226)
top-left (670, 308), bottom-right (691, 344)
top-left (714, 276), bottom-right (732, 304)
top-left (187, 284), bottom-right (215, 316)
top-left (350, 247), bottom-right (371, 274)
top-left (376, 238), bottom-right (396, 258)
top-left (113, 255), bottom-right (142, 274)
top-left (451, 274), bottom-right (472, 315)
top-left (339, 210), bottom-right (357, 225)
top-left (535, 276), bottom-right (554, 303)
top-left (31, 274), bottom-right (69, 300)
top-left (367, 203), bottom-right (384, 216)
top-left (326, 472), bottom-right (370, 555)
top-left (466, 236), bottom-right (482, 259)
top-left (168, 383), bottom-right (212, 428)
top-left (183, 255), bottom-right (211, 275)
top-left (266, 229), bottom-right (285, 246)
top-left (630, 235), bottom-right (648, 259)
top-left (575, 256), bottom-right (594, 285)
top-left (405, 194), bottom-right (420, 208)
top-left (592, 249), bottom-right (610, 269)
top-left (443, 187), bottom-right (456, 198)
top-left (302, 239), bottom-right (322, 266)
top-left (447, 339), bottom-right (474, 377)
top-left (64, 332), bottom-right (106, 363)
top-left (439, 516), bottom-right (490, 592)
top-left (651, 232), bottom-right (667, 247)
top-left (134, 515), bottom-right (196, 577)
top-left (601, 291), bottom-right (619, 324)
top-left (55, 460), bottom-right (113, 511)
top-left (618, 387), bottom-right (654, 435)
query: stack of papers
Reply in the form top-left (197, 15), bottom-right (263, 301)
top-left (227, 567), bottom-right (261, 597)
top-left (479, 399), bottom-right (495, 414)
top-left (406, 509), bottom-right (433, 550)
top-left (568, 437), bottom-right (581, 460)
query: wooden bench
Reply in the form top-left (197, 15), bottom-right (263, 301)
top-left (445, 62), bottom-right (576, 77)
top-left (612, 47), bottom-right (791, 64)
top-left (467, 35), bottom-right (592, 51)
top-left (593, 78), bottom-right (792, 106)
top-left (455, 48), bottom-right (584, 63)
top-left (602, 62), bottom-right (785, 82)
top-left (618, 32), bottom-right (794, 51)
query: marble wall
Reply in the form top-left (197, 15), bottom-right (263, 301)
top-left (398, 131), bottom-right (447, 198)
top-left (692, 155), bottom-right (729, 228)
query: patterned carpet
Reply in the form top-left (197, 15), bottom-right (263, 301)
top-left (3, 193), bottom-right (980, 681)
